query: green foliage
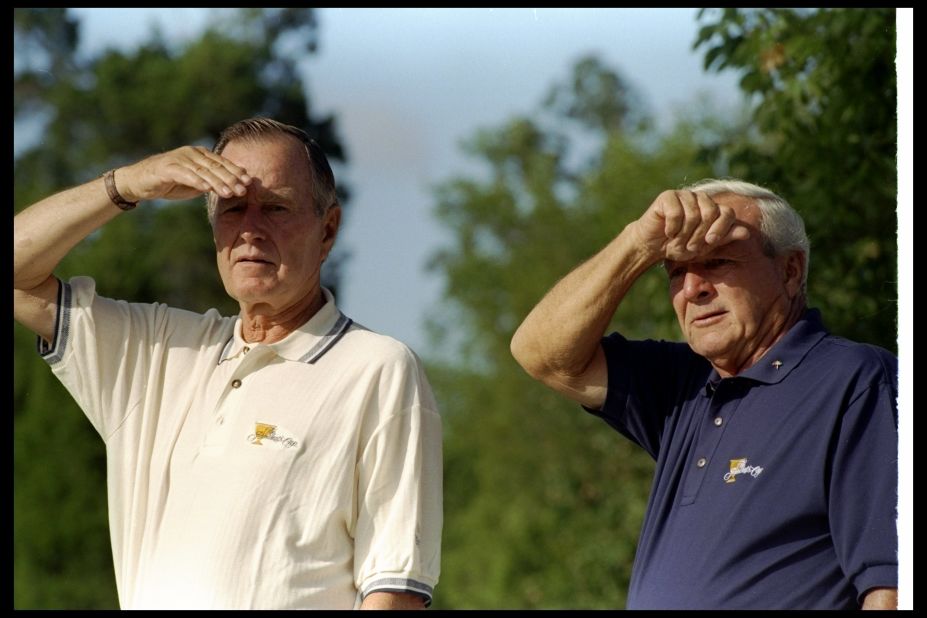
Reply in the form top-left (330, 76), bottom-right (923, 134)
top-left (694, 8), bottom-right (897, 351)
top-left (14, 326), bottom-right (119, 609)
top-left (13, 8), bottom-right (80, 115)
top-left (431, 362), bottom-right (653, 609)
top-left (428, 57), bottom-right (715, 609)
top-left (543, 56), bottom-right (651, 134)
top-left (13, 8), bottom-right (345, 608)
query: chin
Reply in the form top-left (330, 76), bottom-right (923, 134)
top-left (230, 286), bottom-right (277, 304)
top-left (689, 338), bottom-right (726, 360)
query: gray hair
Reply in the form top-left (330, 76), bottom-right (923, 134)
top-left (206, 117), bottom-right (339, 223)
top-left (681, 178), bottom-right (810, 293)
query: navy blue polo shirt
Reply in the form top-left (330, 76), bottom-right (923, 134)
top-left (589, 309), bottom-right (898, 609)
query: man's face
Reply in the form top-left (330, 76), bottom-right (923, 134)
top-left (664, 193), bottom-right (800, 374)
top-left (212, 135), bottom-right (339, 314)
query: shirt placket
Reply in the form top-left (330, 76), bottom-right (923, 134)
top-left (201, 345), bottom-right (276, 451)
top-left (679, 380), bottom-right (744, 505)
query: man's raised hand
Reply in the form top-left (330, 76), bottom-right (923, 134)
top-left (117, 146), bottom-right (252, 203)
top-left (630, 189), bottom-right (751, 263)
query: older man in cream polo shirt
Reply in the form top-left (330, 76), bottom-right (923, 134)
top-left (13, 118), bottom-right (442, 610)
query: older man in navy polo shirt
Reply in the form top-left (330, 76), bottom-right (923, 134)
top-left (511, 179), bottom-right (898, 610)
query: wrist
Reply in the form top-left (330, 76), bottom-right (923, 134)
top-left (102, 168), bottom-right (138, 211)
top-left (619, 221), bottom-right (663, 270)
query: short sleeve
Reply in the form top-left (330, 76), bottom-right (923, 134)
top-left (828, 365), bottom-right (898, 602)
top-left (41, 276), bottom-right (169, 438)
top-left (587, 332), bottom-right (708, 459)
top-left (40, 276), bottom-right (219, 442)
top-left (353, 394), bottom-right (443, 606)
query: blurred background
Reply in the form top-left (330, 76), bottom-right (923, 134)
top-left (14, 8), bottom-right (909, 609)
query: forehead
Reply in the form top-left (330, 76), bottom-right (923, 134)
top-left (220, 135), bottom-right (310, 191)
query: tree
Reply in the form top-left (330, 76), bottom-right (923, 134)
top-left (694, 8), bottom-right (897, 352)
top-left (13, 8), bottom-right (346, 608)
top-left (427, 57), bottom-right (716, 608)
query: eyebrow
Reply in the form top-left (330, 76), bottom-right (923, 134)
top-left (254, 186), bottom-right (296, 201)
top-left (663, 248), bottom-right (740, 271)
top-left (218, 186), bottom-right (297, 205)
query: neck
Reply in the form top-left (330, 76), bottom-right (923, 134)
top-left (239, 289), bottom-right (325, 344)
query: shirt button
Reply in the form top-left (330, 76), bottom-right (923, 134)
top-left (217, 417), bottom-right (224, 425)
top-left (714, 417), bottom-right (723, 427)
top-left (243, 346), bottom-right (250, 354)
top-left (696, 457), bottom-right (707, 468)
top-left (231, 379), bottom-right (242, 388)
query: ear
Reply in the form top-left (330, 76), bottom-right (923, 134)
top-left (782, 250), bottom-right (806, 298)
top-left (321, 205), bottom-right (342, 260)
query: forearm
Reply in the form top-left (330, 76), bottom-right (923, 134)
top-left (360, 591), bottom-right (426, 610)
top-left (14, 174), bottom-right (123, 291)
top-left (14, 143), bottom-right (253, 293)
top-left (511, 222), bottom-right (658, 381)
top-left (861, 587), bottom-right (897, 610)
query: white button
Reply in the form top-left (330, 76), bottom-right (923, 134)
top-left (696, 457), bottom-right (707, 468)
top-left (243, 346), bottom-right (250, 354)
top-left (217, 417), bottom-right (224, 425)
top-left (714, 417), bottom-right (723, 427)
top-left (231, 379), bottom-right (242, 388)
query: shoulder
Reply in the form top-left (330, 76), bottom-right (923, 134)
top-left (335, 321), bottom-right (439, 417)
top-left (69, 275), bottom-right (229, 318)
top-left (814, 335), bottom-right (897, 382)
top-left (343, 321), bottom-right (423, 363)
top-left (333, 321), bottom-right (429, 384)
top-left (801, 335), bottom-right (898, 406)
top-left (67, 275), bottom-right (235, 342)
top-left (604, 331), bottom-right (695, 354)
top-left (603, 331), bottom-right (706, 370)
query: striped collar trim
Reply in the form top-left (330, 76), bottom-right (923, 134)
top-left (218, 287), bottom-right (352, 365)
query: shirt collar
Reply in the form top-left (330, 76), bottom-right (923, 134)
top-left (218, 287), bottom-right (353, 365)
top-left (704, 308), bottom-right (829, 391)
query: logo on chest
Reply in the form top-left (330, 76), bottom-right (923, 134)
top-left (247, 422), bottom-right (299, 449)
top-left (723, 457), bottom-right (764, 483)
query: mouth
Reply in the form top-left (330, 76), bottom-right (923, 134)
top-left (691, 310), bottom-right (726, 326)
top-left (235, 257), bottom-right (275, 267)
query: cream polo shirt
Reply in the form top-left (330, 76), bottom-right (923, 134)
top-left (39, 276), bottom-right (442, 609)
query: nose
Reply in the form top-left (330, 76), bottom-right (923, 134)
top-left (682, 269), bottom-right (714, 302)
top-left (239, 205), bottom-right (267, 242)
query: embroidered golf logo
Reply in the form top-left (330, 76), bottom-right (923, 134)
top-left (723, 458), bottom-right (764, 483)
top-left (250, 422), bottom-right (276, 445)
top-left (248, 422), bottom-right (299, 449)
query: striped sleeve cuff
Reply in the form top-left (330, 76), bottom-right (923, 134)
top-left (37, 278), bottom-right (71, 366)
top-left (362, 577), bottom-right (434, 607)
